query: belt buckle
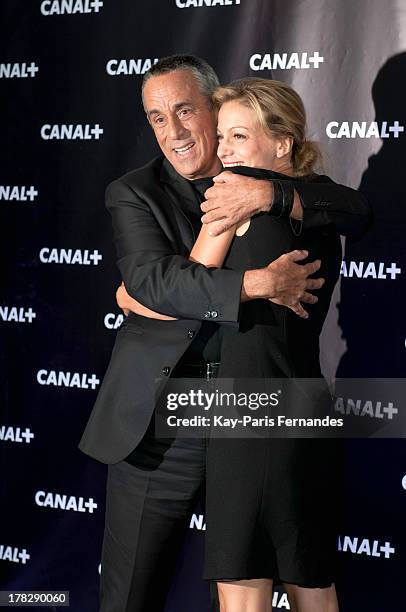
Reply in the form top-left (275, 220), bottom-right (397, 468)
top-left (205, 362), bottom-right (213, 381)
top-left (205, 362), bottom-right (219, 381)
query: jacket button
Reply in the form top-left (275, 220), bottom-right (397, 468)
top-left (187, 330), bottom-right (195, 339)
top-left (211, 310), bottom-right (218, 318)
top-left (204, 311), bottom-right (211, 319)
top-left (161, 366), bottom-right (171, 376)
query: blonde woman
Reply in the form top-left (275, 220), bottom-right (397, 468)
top-left (118, 78), bottom-right (343, 612)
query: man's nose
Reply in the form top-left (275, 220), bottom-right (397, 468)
top-left (167, 114), bottom-right (188, 140)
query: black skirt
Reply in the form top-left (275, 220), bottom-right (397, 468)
top-left (204, 436), bottom-right (343, 587)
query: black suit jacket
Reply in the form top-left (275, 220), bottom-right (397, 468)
top-left (79, 156), bottom-right (370, 464)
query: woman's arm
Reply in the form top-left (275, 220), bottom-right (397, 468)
top-left (116, 282), bottom-right (175, 320)
top-left (117, 223), bottom-right (237, 319)
top-left (189, 221), bottom-right (235, 267)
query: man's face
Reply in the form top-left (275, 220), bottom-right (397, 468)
top-left (143, 70), bottom-right (221, 180)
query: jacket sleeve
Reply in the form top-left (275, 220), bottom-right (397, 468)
top-left (228, 165), bottom-right (371, 237)
top-left (106, 179), bottom-right (243, 322)
top-left (292, 174), bottom-right (372, 236)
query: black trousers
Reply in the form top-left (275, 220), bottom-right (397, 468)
top-left (99, 365), bottom-right (218, 612)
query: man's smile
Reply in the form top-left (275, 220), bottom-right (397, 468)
top-left (173, 142), bottom-right (196, 156)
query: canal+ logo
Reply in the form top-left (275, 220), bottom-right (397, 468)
top-left (0, 426), bottom-right (35, 444)
top-left (327, 121), bottom-right (404, 139)
top-left (0, 545), bottom-right (30, 565)
top-left (340, 261), bottom-right (401, 280)
top-left (106, 58), bottom-right (158, 76)
top-left (40, 124), bottom-right (103, 140)
top-left (176, 0), bottom-right (241, 7)
top-left (37, 370), bottom-right (100, 390)
top-left (40, 1), bottom-right (103, 15)
top-left (0, 63), bottom-right (39, 78)
top-left (0, 186), bottom-right (38, 202)
top-left (250, 52), bottom-right (324, 71)
top-left (104, 313), bottom-right (125, 329)
top-left (338, 535), bottom-right (395, 559)
top-left (35, 491), bottom-right (98, 513)
top-left (0, 306), bottom-right (36, 323)
top-left (39, 248), bottom-right (102, 265)
top-left (334, 397), bottom-right (398, 420)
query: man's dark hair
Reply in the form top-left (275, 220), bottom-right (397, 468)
top-left (142, 54), bottom-right (220, 109)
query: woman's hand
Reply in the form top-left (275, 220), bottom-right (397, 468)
top-left (116, 282), bottom-right (131, 317)
top-left (116, 282), bottom-right (176, 320)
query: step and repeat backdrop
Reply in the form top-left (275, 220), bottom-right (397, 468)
top-left (1, 1), bottom-right (406, 610)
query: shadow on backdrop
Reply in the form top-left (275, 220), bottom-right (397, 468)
top-left (336, 53), bottom-right (406, 611)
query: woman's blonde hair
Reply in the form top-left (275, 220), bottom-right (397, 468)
top-left (212, 77), bottom-right (322, 176)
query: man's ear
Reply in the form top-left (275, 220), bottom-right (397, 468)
top-left (276, 136), bottom-right (293, 158)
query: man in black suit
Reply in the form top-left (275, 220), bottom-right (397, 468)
top-left (79, 55), bottom-right (369, 611)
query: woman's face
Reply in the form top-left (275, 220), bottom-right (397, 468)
top-left (217, 100), bottom-right (292, 173)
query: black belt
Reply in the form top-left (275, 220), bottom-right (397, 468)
top-left (173, 361), bottom-right (220, 380)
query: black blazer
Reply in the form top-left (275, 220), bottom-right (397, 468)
top-left (79, 156), bottom-right (370, 464)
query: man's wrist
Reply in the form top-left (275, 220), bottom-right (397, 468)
top-left (241, 268), bottom-right (274, 302)
top-left (257, 180), bottom-right (273, 213)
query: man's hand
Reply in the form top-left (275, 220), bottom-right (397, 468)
top-left (241, 250), bottom-right (324, 319)
top-left (201, 171), bottom-right (273, 235)
top-left (200, 171), bottom-right (303, 236)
